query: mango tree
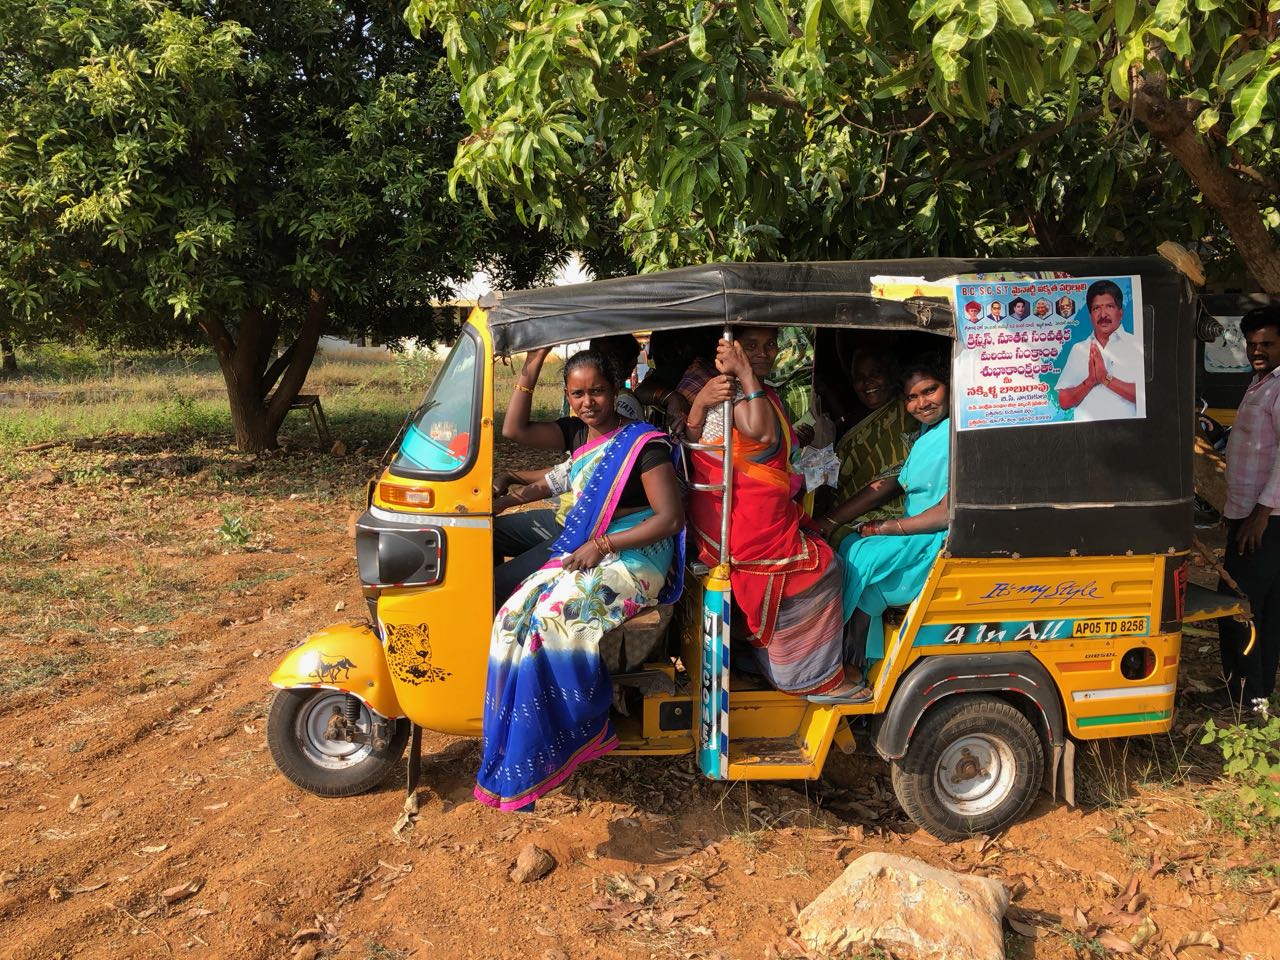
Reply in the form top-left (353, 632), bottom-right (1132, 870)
top-left (408, 0), bottom-right (1280, 287)
top-left (0, 0), bottom-right (564, 448)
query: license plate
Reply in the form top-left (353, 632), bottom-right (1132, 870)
top-left (1072, 617), bottom-right (1149, 638)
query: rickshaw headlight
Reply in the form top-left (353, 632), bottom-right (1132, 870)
top-left (1119, 646), bottom-right (1156, 681)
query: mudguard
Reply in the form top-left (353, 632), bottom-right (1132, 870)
top-left (871, 651), bottom-right (1065, 763)
top-left (269, 622), bottom-right (404, 719)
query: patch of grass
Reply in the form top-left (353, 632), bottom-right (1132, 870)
top-left (143, 394), bottom-right (229, 436)
top-left (1202, 792), bottom-right (1276, 840)
top-left (363, 943), bottom-right (408, 960)
top-left (730, 826), bottom-right (768, 853)
top-left (0, 652), bottom-right (91, 695)
top-left (1058, 928), bottom-right (1106, 958)
top-left (0, 531), bottom-right (64, 564)
top-left (225, 571), bottom-right (291, 591)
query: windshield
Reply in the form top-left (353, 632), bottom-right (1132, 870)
top-left (391, 331), bottom-right (479, 477)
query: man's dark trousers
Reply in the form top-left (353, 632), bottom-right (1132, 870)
top-left (493, 509), bottom-right (563, 606)
top-left (1219, 516), bottom-right (1280, 702)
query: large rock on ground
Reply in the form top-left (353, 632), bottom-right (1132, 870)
top-left (796, 852), bottom-right (1008, 960)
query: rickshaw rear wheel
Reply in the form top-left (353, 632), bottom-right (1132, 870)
top-left (267, 689), bottom-right (410, 797)
top-left (890, 695), bottom-right (1044, 841)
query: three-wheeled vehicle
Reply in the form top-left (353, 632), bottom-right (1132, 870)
top-left (266, 257), bottom-right (1244, 840)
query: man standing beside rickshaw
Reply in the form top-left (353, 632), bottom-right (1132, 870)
top-left (1217, 305), bottom-right (1280, 705)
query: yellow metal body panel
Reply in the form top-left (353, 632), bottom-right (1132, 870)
top-left (683, 553), bottom-right (1183, 778)
top-left (1206, 405), bottom-right (1236, 427)
top-left (364, 309), bottom-right (495, 736)
top-left (270, 623), bottom-right (404, 719)
top-left (897, 554), bottom-right (1180, 739)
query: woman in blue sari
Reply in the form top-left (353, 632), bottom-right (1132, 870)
top-left (815, 359), bottom-right (952, 701)
top-left (477, 347), bottom-right (685, 811)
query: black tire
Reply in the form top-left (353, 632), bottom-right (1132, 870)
top-left (267, 688), bottom-right (410, 797)
top-left (890, 695), bottom-right (1045, 841)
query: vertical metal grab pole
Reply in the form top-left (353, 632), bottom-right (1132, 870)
top-left (697, 324), bottom-right (736, 781)
top-left (719, 324), bottom-right (734, 566)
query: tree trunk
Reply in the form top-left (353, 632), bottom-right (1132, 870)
top-left (198, 291), bottom-right (330, 453)
top-left (0, 339), bottom-right (16, 372)
top-left (1130, 70), bottom-right (1280, 295)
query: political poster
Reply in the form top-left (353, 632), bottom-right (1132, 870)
top-left (953, 275), bottom-right (1146, 431)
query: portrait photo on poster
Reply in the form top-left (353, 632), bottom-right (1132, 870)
top-left (953, 275), bottom-right (1146, 431)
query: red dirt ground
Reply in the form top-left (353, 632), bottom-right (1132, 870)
top-left (0, 439), bottom-right (1276, 960)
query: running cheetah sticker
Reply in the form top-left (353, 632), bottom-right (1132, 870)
top-left (383, 622), bottom-right (451, 685)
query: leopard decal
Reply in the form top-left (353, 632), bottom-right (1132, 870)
top-left (383, 622), bottom-right (451, 685)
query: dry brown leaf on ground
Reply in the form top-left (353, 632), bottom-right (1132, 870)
top-left (1130, 915), bottom-right (1158, 949)
top-left (159, 879), bottom-right (203, 904)
top-left (1174, 931), bottom-right (1222, 952)
top-left (1098, 930), bottom-right (1135, 953)
top-left (1005, 915), bottom-right (1040, 939)
top-left (48, 879), bottom-right (108, 900)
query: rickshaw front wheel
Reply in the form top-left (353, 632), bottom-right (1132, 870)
top-left (267, 688), bottom-right (410, 797)
top-left (890, 695), bottom-right (1044, 842)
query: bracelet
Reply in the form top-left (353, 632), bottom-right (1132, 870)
top-left (515, 383), bottom-right (534, 395)
top-left (737, 389), bottom-right (766, 404)
top-left (894, 519), bottom-right (905, 535)
top-left (604, 534), bottom-right (617, 554)
top-left (593, 536), bottom-right (608, 555)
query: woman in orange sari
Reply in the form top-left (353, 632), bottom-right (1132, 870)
top-left (685, 327), bottom-right (859, 701)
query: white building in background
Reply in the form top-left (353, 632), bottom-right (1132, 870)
top-left (317, 254), bottom-right (593, 358)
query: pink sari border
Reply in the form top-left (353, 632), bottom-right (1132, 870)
top-left (473, 725), bottom-right (619, 811)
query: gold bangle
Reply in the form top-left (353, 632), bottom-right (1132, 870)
top-left (895, 519), bottom-right (905, 535)
top-left (515, 383), bottom-right (534, 395)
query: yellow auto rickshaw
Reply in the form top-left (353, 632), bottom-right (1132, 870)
top-left (267, 257), bottom-right (1245, 840)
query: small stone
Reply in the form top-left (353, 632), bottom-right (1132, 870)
top-left (30, 468), bottom-right (58, 487)
top-left (252, 910), bottom-right (280, 926)
top-left (543, 950), bottom-right (569, 960)
top-left (509, 843), bottom-right (556, 884)
top-left (294, 946), bottom-right (319, 960)
top-left (796, 852), bottom-right (1008, 960)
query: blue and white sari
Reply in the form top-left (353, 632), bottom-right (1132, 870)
top-left (475, 421), bottom-right (684, 810)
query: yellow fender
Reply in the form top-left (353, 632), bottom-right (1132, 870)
top-left (270, 623), bottom-right (404, 719)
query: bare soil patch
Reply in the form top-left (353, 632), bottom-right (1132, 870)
top-left (0, 437), bottom-right (1276, 959)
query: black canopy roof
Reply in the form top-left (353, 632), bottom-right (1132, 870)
top-left (478, 256), bottom-right (1173, 355)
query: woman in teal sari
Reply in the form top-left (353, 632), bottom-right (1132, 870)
top-left (477, 347), bottom-right (685, 811)
top-left (815, 359), bottom-right (951, 700)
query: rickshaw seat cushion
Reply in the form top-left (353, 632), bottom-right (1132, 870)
top-left (601, 604), bottom-right (674, 674)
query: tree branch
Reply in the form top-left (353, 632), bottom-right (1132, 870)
top-left (637, 2), bottom-right (730, 61)
top-left (950, 106), bottom-right (1103, 178)
top-left (745, 89), bottom-right (804, 111)
top-left (260, 340), bottom-right (297, 398)
top-left (198, 315), bottom-right (236, 365)
top-left (1130, 68), bottom-right (1280, 294)
top-left (264, 288), bottom-right (328, 428)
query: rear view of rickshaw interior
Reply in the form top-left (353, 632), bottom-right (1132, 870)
top-left (269, 257), bottom-right (1249, 842)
